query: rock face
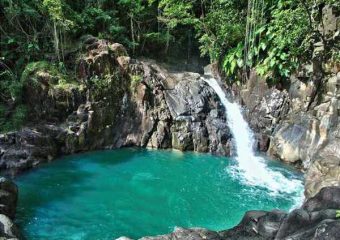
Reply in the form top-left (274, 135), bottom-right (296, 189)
top-left (237, 4), bottom-right (340, 198)
top-left (241, 68), bottom-right (340, 199)
top-left (124, 187), bottom-right (340, 240)
top-left (0, 178), bottom-right (19, 240)
top-left (0, 38), bottom-right (231, 175)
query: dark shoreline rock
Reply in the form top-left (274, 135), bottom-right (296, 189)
top-left (119, 187), bottom-right (340, 240)
top-left (0, 177), bottom-right (19, 240)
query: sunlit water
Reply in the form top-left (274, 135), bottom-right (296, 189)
top-left (15, 148), bottom-right (303, 240)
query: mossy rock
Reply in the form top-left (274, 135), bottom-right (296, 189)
top-left (21, 61), bottom-right (86, 122)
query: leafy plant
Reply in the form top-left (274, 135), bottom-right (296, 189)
top-left (0, 104), bottom-right (28, 133)
top-left (336, 210), bottom-right (340, 218)
top-left (223, 43), bottom-right (244, 77)
top-left (220, 0), bottom-right (313, 82)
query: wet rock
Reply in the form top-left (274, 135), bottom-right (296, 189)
top-left (220, 210), bottom-right (268, 239)
top-left (0, 128), bottom-right (59, 175)
top-left (313, 220), bottom-right (340, 240)
top-left (302, 186), bottom-right (340, 212)
top-left (257, 211), bottom-right (286, 238)
top-left (0, 178), bottom-right (17, 219)
top-left (139, 227), bottom-right (223, 240)
top-left (0, 178), bottom-right (19, 240)
top-left (0, 214), bottom-right (20, 240)
top-left (239, 70), bottom-right (290, 152)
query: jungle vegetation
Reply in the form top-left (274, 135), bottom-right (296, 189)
top-left (0, 0), bottom-right (339, 131)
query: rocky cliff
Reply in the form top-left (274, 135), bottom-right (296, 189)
top-left (0, 38), bottom-right (231, 176)
top-left (236, 4), bottom-right (340, 199)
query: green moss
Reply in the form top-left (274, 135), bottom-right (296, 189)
top-left (131, 74), bottom-right (142, 83)
top-left (129, 74), bottom-right (142, 92)
top-left (55, 79), bottom-right (84, 92)
top-left (21, 61), bottom-right (52, 84)
top-left (21, 61), bottom-right (82, 91)
top-left (87, 72), bottom-right (126, 106)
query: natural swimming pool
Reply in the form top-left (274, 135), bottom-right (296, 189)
top-left (15, 148), bottom-right (303, 240)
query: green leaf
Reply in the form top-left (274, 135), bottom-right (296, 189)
top-left (237, 59), bottom-right (244, 68)
top-left (259, 42), bottom-right (267, 51)
top-left (7, 38), bottom-right (16, 44)
top-left (336, 210), bottom-right (340, 218)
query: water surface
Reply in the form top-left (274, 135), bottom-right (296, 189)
top-left (15, 148), bottom-right (303, 240)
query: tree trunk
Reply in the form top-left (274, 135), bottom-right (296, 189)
top-left (53, 21), bottom-right (60, 62)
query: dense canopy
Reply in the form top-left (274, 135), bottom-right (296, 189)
top-left (0, 0), bottom-right (339, 131)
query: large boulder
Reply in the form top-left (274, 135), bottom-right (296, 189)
top-left (0, 214), bottom-right (20, 240)
top-left (0, 128), bottom-right (59, 175)
top-left (305, 140), bottom-right (340, 198)
top-left (220, 210), bottom-right (286, 240)
top-left (275, 187), bottom-right (340, 240)
top-left (267, 114), bottom-right (321, 166)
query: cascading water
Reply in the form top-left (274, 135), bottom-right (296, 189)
top-left (204, 76), bottom-right (303, 201)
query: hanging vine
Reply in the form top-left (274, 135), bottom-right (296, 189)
top-left (243, 0), bottom-right (265, 82)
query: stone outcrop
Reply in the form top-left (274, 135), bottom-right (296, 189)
top-left (0, 178), bottom-right (19, 240)
top-left (0, 38), bottom-right (231, 175)
top-left (119, 187), bottom-right (340, 240)
top-left (240, 67), bottom-right (340, 198)
top-left (237, 4), bottom-right (340, 198)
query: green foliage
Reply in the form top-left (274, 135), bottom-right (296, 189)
top-left (0, 103), bottom-right (28, 133)
top-left (21, 61), bottom-right (51, 83)
top-left (21, 61), bottom-right (80, 92)
top-left (11, 104), bottom-right (28, 130)
top-left (0, 0), bottom-right (338, 132)
top-left (223, 43), bottom-right (244, 77)
top-left (158, 0), bottom-right (197, 29)
top-left (254, 1), bottom-right (310, 80)
top-left (220, 0), bottom-right (314, 82)
top-left (196, 1), bottom-right (247, 61)
top-left (0, 70), bottom-right (22, 103)
top-left (336, 210), bottom-right (340, 218)
top-left (129, 74), bottom-right (143, 92)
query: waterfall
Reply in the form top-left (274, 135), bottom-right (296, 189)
top-left (204, 76), bottom-right (304, 198)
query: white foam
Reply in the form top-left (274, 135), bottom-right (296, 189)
top-left (204, 77), bottom-right (304, 202)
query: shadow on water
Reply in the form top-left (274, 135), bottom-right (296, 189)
top-left (14, 148), bottom-right (141, 229)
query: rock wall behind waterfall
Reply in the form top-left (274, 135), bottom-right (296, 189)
top-left (0, 38), bottom-right (231, 175)
top-left (236, 5), bottom-right (340, 198)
